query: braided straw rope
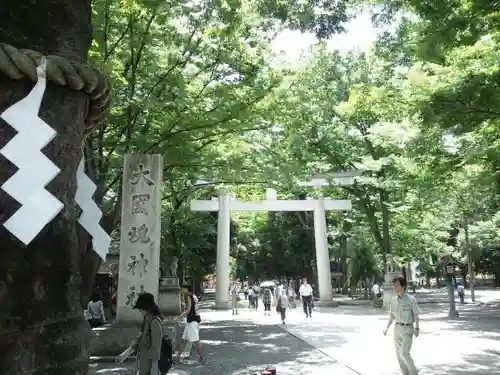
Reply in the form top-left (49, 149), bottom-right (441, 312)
top-left (0, 43), bottom-right (111, 131)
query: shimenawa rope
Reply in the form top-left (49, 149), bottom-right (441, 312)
top-left (0, 43), bottom-right (111, 129)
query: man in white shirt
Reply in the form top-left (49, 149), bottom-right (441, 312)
top-left (299, 278), bottom-right (313, 318)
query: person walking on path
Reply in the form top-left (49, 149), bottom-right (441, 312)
top-left (175, 284), bottom-right (206, 364)
top-left (457, 283), bottom-right (465, 304)
top-left (299, 278), bottom-right (313, 318)
top-left (275, 282), bottom-right (282, 304)
top-left (383, 277), bottom-right (420, 375)
top-left (86, 292), bottom-right (107, 328)
top-left (372, 282), bottom-right (382, 308)
top-left (115, 292), bottom-right (163, 375)
top-left (253, 283), bottom-right (260, 310)
top-left (287, 285), bottom-right (296, 309)
top-left (231, 283), bottom-right (239, 315)
top-left (263, 287), bottom-right (273, 316)
top-left (248, 287), bottom-right (255, 308)
top-left (277, 288), bottom-right (290, 324)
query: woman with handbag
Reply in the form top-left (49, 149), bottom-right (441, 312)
top-left (116, 292), bottom-right (165, 375)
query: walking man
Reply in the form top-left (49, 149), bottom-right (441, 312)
top-left (248, 287), bottom-right (255, 308)
top-left (252, 283), bottom-right (260, 310)
top-left (277, 288), bottom-right (289, 324)
top-left (383, 277), bottom-right (420, 375)
top-left (231, 283), bottom-right (239, 315)
top-left (287, 285), bottom-right (296, 309)
top-left (299, 278), bottom-right (313, 318)
top-left (372, 281), bottom-right (382, 308)
top-left (457, 283), bottom-right (465, 304)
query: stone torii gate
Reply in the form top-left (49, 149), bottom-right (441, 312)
top-left (190, 182), bottom-right (353, 309)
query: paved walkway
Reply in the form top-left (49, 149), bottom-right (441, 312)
top-left (277, 302), bottom-right (500, 375)
top-left (332, 288), bottom-right (500, 305)
top-left (89, 291), bottom-right (500, 375)
top-left (89, 312), bottom-right (358, 375)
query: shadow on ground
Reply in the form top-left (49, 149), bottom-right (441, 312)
top-left (277, 318), bottom-right (356, 352)
top-left (89, 319), bottom-right (346, 375)
top-left (295, 303), bottom-right (500, 375)
top-left (422, 302), bottom-right (500, 339)
top-left (418, 351), bottom-right (500, 375)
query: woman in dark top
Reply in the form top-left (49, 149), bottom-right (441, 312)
top-left (174, 284), bottom-right (206, 364)
top-left (263, 288), bottom-right (272, 315)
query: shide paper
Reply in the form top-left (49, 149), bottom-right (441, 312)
top-left (0, 58), bottom-right (111, 259)
top-left (0, 58), bottom-right (63, 244)
top-left (75, 158), bottom-right (111, 260)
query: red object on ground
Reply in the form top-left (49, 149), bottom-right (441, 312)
top-left (262, 372), bottom-right (272, 375)
top-left (265, 368), bottom-right (276, 375)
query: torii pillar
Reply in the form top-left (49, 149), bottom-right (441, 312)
top-left (214, 191), bottom-right (231, 309)
top-left (314, 197), bottom-right (333, 305)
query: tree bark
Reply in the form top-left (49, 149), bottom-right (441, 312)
top-left (379, 188), bottom-right (392, 267)
top-left (0, 1), bottom-right (93, 374)
top-left (79, 227), bottom-right (102, 309)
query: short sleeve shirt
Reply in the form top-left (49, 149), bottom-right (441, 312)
top-left (390, 293), bottom-right (418, 324)
top-left (299, 284), bottom-right (313, 297)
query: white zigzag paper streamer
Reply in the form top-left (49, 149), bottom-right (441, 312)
top-left (75, 158), bottom-right (111, 260)
top-left (0, 59), bottom-right (63, 244)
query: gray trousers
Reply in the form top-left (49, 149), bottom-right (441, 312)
top-left (394, 324), bottom-right (418, 375)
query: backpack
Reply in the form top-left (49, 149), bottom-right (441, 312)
top-left (151, 317), bottom-right (173, 375)
top-left (158, 335), bottom-right (173, 375)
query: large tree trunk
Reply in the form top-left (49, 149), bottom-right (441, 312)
top-left (79, 227), bottom-right (102, 309)
top-left (0, 1), bottom-right (93, 374)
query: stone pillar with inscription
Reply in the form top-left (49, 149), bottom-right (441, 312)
top-left (116, 155), bottom-right (163, 323)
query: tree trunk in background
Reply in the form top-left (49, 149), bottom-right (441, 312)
top-left (446, 276), bottom-right (459, 318)
top-left (79, 228), bottom-right (102, 309)
top-left (0, 1), bottom-right (93, 374)
top-left (379, 189), bottom-right (392, 265)
top-left (425, 276), bottom-right (431, 287)
top-left (494, 272), bottom-right (500, 287)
